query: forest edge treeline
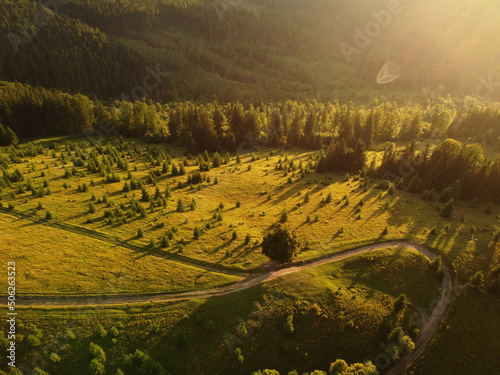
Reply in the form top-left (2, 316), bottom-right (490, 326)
top-left (1, 81), bottom-right (500, 205)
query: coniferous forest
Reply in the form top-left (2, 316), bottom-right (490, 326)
top-left (1, 1), bottom-right (500, 375)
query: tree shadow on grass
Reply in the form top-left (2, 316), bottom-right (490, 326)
top-left (209, 238), bottom-right (233, 255)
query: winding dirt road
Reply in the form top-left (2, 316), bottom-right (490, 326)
top-left (18, 241), bottom-right (446, 307)
top-left (17, 240), bottom-right (454, 375)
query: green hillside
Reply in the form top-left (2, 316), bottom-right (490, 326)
top-left (2, 0), bottom-right (500, 102)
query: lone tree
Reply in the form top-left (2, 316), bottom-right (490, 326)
top-left (261, 225), bottom-right (300, 265)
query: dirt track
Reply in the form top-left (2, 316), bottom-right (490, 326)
top-left (16, 239), bottom-right (453, 375)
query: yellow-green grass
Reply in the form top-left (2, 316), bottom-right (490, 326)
top-left (1, 138), bottom-right (498, 277)
top-left (0, 214), bottom-right (239, 295)
top-left (407, 288), bottom-right (500, 375)
top-left (2, 247), bottom-right (441, 375)
top-left (273, 247), bottom-right (441, 311)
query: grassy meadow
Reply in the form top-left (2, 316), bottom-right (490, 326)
top-left (0, 247), bottom-right (442, 375)
top-left (0, 136), bottom-right (499, 375)
top-left (0, 214), bottom-right (240, 296)
top-left (1, 137), bottom-right (498, 278)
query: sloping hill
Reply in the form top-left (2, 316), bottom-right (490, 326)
top-left (2, 0), bottom-right (500, 102)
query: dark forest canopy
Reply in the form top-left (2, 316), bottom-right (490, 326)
top-left (0, 1), bottom-right (153, 100)
top-left (1, 0), bottom-right (500, 102)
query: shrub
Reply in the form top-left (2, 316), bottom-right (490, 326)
top-left (470, 271), bottom-right (485, 288)
top-left (245, 233), bottom-right (251, 245)
top-left (283, 315), bottom-right (294, 334)
top-left (193, 227), bottom-right (201, 240)
top-left (232, 230), bottom-right (238, 240)
top-left (440, 198), bottom-right (454, 218)
top-left (137, 228), bottom-right (144, 238)
top-left (431, 255), bottom-right (444, 275)
top-left (45, 210), bottom-right (53, 220)
top-left (236, 200), bottom-right (241, 208)
top-left (95, 324), bottom-right (107, 338)
top-left (394, 294), bottom-right (408, 311)
top-left (381, 227), bottom-right (389, 236)
top-left (325, 191), bottom-right (333, 203)
top-left (377, 180), bottom-right (392, 190)
top-left (280, 208), bottom-right (288, 223)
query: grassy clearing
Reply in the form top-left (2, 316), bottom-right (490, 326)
top-left (1, 137), bottom-right (498, 278)
top-left (0, 137), bottom-right (498, 374)
top-left (0, 214), bottom-right (239, 295)
top-left (0, 247), bottom-right (440, 375)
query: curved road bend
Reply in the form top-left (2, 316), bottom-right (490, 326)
top-left (17, 241), bottom-right (453, 375)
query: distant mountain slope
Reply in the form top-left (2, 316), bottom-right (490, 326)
top-left (1, 0), bottom-right (499, 102)
top-left (0, 0), bottom-right (152, 100)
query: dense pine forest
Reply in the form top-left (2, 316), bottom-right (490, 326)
top-left (0, 1), bottom-right (152, 99)
top-left (2, 0), bottom-right (500, 101)
top-left (1, 79), bottom-right (500, 206)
